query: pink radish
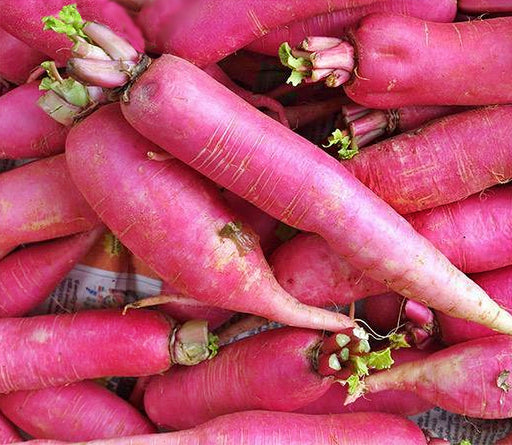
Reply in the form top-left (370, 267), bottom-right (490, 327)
top-left (0, 83), bottom-right (68, 159)
top-left (246, 0), bottom-right (457, 56)
top-left (119, 55), bottom-right (512, 333)
top-left (0, 381), bottom-right (155, 441)
top-left (65, 103), bottom-right (354, 332)
top-left (136, 0), bottom-right (455, 67)
top-left (0, 227), bottom-right (104, 317)
top-left (0, 154), bottom-right (99, 258)
top-left (343, 106), bottom-right (512, 214)
top-left (15, 411), bottom-right (429, 445)
top-left (0, 309), bottom-right (215, 394)
top-left (143, 326), bottom-right (386, 429)
top-left (282, 15), bottom-right (512, 107)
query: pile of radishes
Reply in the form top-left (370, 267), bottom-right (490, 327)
top-left (1, 0), bottom-right (512, 443)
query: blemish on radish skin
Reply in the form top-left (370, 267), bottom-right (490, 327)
top-left (0, 199), bottom-right (12, 214)
top-left (30, 329), bottom-right (50, 344)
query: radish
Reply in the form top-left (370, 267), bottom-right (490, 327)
top-left (348, 335), bottom-right (512, 419)
top-left (0, 28), bottom-right (46, 84)
top-left (338, 103), bottom-right (468, 148)
top-left (0, 227), bottom-right (104, 317)
top-left (143, 326), bottom-right (392, 429)
top-left (44, 10), bottom-right (512, 335)
top-left (0, 309), bottom-right (216, 394)
top-left (0, 83), bottom-right (68, 159)
top-left (0, 0), bottom-right (144, 64)
top-left (12, 411), bottom-right (429, 445)
top-left (65, 103), bottom-right (354, 332)
top-left (246, 0), bottom-right (457, 56)
top-left (296, 348), bottom-right (434, 416)
top-left (0, 154), bottom-right (99, 259)
top-left (0, 381), bottom-right (156, 441)
top-left (136, 0), bottom-right (456, 67)
top-left (269, 233), bottom-right (387, 308)
top-left (281, 15), bottom-right (512, 107)
top-left (343, 106), bottom-right (512, 214)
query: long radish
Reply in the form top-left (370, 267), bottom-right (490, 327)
top-left (65, 103), bottom-right (354, 332)
top-left (246, 0), bottom-right (457, 56)
top-left (0, 381), bottom-right (156, 441)
top-left (135, 0), bottom-right (456, 67)
top-left (116, 55), bottom-right (512, 334)
top-left (0, 83), bottom-right (68, 159)
top-left (0, 309), bottom-right (215, 394)
top-left (282, 15), bottom-right (512, 107)
top-left (143, 326), bottom-right (385, 429)
top-left (0, 227), bottom-right (104, 317)
top-left (343, 106), bottom-right (512, 214)
top-left (348, 335), bottom-right (512, 419)
top-left (16, 411), bottom-right (429, 445)
top-left (0, 154), bottom-right (99, 258)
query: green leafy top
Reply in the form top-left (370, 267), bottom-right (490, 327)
top-left (389, 332), bottom-right (410, 349)
top-left (42, 3), bottom-right (89, 42)
top-left (323, 129), bottom-right (359, 160)
top-left (208, 334), bottom-right (219, 359)
top-left (278, 42), bottom-right (311, 87)
top-left (459, 440), bottom-right (472, 445)
top-left (342, 348), bottom-right (394, 396)
top-left (39, 61), bottom-right (89, 107)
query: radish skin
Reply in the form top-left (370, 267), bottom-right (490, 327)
top-left (246, 0), bottom-right (457, 56)
top-left (121, 54), bottom-right (512, 334)
top-left (144, 328), bottom-right (332, 429)
top-left (0, 309), bottom-right (212, 394)
top-left (0, 0), bottom-right (144, 64)
top-left (0, 227), bottom-right (104, 317)
top-left (344, 106), bottom-right (512, 214)
top-left (0, 154), bottom-right (99, 257)
top-left (0, 28), bottom-right (46, 84)
top-left (16, 411), bottom-right (429, 445)
top-left (354, 335), bottom-right (512, 418)
top-left (0, 381), bottom-right (156, 441)
top-left (66, 104), bottom-right (354, 332)
top-left (0, 83), bottom-right (68, 159)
